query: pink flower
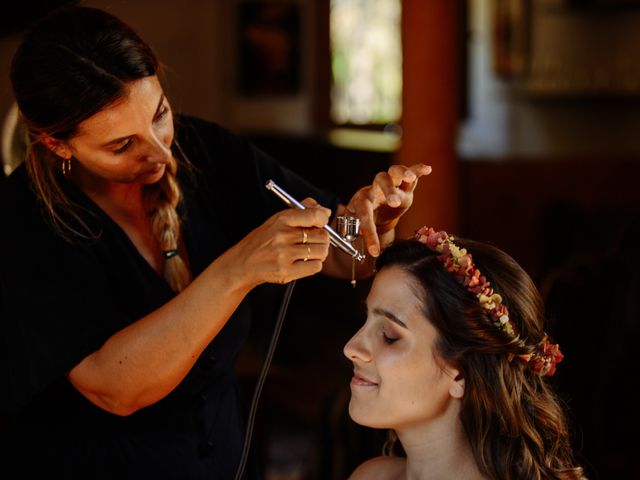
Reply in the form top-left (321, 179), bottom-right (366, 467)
top-left (414, 226), bottom-right (565, 378)
top-left (541, 337), bottom-right (564, 376)
top-left (528, 337), bottom-right (563, 376)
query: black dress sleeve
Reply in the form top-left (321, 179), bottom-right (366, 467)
top-left (0, 168), bottom-right (119, 412)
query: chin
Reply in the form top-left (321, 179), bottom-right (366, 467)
top-left (348, 400), bottom-right (389, 429)
top-left (139, 164), bottom-right (167, 184)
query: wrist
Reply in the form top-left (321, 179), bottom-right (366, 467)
top-left (217, 243), bottom-right (258, 293)
top-left (376, 218), bottom-right (399, 235)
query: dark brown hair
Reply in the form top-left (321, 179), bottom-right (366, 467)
top-left (10, 6), bottom-right (191, 291)
top-left (377, 239), bottom-right (586, 480)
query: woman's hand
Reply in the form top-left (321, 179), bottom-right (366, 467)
top-left (346, 163), bottom-right (431, 257)
top-left (231, 199), bottom-right (332, 287)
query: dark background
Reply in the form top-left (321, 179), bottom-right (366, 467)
top-left (2, 1), bottom-right (639, 479)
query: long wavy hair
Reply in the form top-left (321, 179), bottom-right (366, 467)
top-left (10, 6), bottom-right (191, 292)
top-left (377, 239), bottom-right (586, 480)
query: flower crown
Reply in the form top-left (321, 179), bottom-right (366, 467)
top-left (414, 226), bottom-right (564, 377)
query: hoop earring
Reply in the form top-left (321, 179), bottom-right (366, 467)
top-left (62, 158), bottom-right (71, 176)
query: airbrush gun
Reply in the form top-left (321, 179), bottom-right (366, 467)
top-left (234, 181), bottom-right (365, 480)
top-left (265, 180), bottom-right (366, 263)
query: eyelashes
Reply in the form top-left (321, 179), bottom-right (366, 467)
top-left (383, 332), bottom-right (399, 344)
top-left (113, 138), bottom-right (133, 155)
top-left (155, 105), bottom-right (169, 122)
top-left (111, 105), bottom-right (170, 155)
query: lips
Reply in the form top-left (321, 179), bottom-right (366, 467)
top-left (351, 372), bottom-right (378, 387)
top-left (147, 163), bottom-right (165, 174)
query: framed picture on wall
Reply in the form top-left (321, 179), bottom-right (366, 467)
top-left (492, 0), bottom-right (529, 78)
top-left (236, 1), bottom-right (302, 97)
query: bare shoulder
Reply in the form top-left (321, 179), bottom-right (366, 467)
top-left (347, 456), bottom-right (405, 480)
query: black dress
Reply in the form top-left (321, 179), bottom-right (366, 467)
top-left (0, 115), bottom-right (339, 479)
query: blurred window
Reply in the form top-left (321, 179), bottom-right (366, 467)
top-left (330, 0), bottom-right (402, 128)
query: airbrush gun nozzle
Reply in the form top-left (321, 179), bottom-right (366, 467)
top-left (265, 180), bottom-right (366, 263)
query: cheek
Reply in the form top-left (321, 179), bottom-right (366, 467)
top-left (382, 353), bottom-right (450, 418)
top-left (380, 352), bottom-right (424, 403)
top-left (73, 150), bottom-right (121, 174)
top-left (381, 353), bottom-right (429, 399)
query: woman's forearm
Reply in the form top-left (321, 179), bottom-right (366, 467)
top-left (67, 244), bottom-right (252, 416)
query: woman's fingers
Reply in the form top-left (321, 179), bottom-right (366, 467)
top-left (293, 242), bottom-right (330, 262)
top-left (369, 164), bottom-right (427, 208)
top-left (342, 163), bottom-right (432, 257)
top-left (265, 234), bottom-right (328, 285)
top-left (292, 225), bottom-right (330, 246)
top-left (279, 203), bottom-right (331, 229)
top-left (347, 186), bottom-right (379, 256)
top-left (244, 202), bottom-right (332, 284)
top-left (401, 163), bottom-right (432, 192)
top-left (372, 171), bottom-right (401, 207)
top-left (379, 163), bottom-right (432, 197)
top-left (300, 197), bottom-right (320, 208)
top-left (276, 260), bottom-right (324, 284)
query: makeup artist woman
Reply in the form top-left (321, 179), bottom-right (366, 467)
top-left (0, 6), bottom-right (429, 479)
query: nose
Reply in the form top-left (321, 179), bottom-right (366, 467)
top-left (343, 327), bottom-right (371, 363)
top-left (143, 131), bottom-right (172, 164)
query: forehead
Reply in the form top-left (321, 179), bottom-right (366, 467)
top-left (74, 76), bottom-right (163, 139)
top-left (369, 267), bottom-right (443, 352)
top-left (368, 267), bottom-right (424, 319)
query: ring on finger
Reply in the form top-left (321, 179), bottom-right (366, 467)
top-left (302, 228), bottom-right (308, 244)
top-left (303, 245), bottom-right (311, 262)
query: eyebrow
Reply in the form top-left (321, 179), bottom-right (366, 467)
top-left (372, 307), bottom-right (408, 329)
top-left (101, 94), bottom-right (165, 147)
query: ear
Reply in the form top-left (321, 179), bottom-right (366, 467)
top-left (41, 136), bottom-right (72, 160)
top-left (448, 371), bottom-right (465, 399)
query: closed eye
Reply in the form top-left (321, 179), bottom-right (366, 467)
top-left (383, 332), bottom-right (399, 344)
top-left (111, 105), bottom-right (169, 155)
top-left (113, 139), bottom-right (133, 155)
top-left (154, 104), bottom-right (169, 123)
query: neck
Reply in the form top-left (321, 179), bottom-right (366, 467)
top-left (396, 404), bottom-right (485, 480)
top-left (73, 172), bottom-right (146, 218)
